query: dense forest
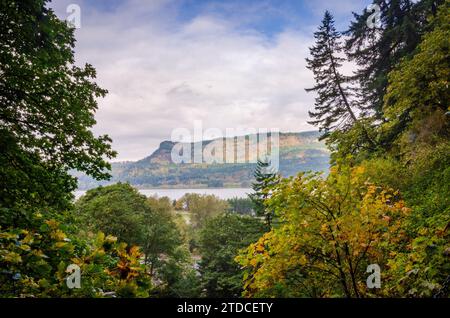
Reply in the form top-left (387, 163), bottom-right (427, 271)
top-left (0, 0), bottom-right (449, 298)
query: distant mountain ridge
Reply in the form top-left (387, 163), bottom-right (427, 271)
top-left (74, 131), bottom-right (330, 190)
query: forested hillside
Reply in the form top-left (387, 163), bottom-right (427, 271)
top-left (74, 131), bottom-right (329, 189)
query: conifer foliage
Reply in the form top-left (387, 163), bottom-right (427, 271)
top-left (249, 159), bottom-right (279, 227)
top-left (305, 11), bottom-right (357, 138)
top-left (345, 0), bottom-right (444, 118)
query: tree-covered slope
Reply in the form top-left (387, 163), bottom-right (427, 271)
top-left (74, 131), bottom-right (330, 189)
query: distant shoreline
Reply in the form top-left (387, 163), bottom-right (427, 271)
top-left (76, 185), bottom-right (252, 191)
top-left (74, 187), bottom-right (253, 200)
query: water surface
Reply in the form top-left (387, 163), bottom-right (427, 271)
top-left (74, 188), bottom-right (252, 201)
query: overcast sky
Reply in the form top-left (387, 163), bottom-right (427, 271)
top-left (49, 0), bottom-right (370, 161)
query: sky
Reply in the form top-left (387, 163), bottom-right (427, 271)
top-left (49, 0), bottom-right (371, 161)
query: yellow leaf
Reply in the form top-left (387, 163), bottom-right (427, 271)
top-left (2, 251), bottom-right (22, 263)
top-left (54, 242), bottom-right (67, 248)
top-left (45, 219), bottom-right (60, 229)
top-left (19, 244), bottom-right (31, 252)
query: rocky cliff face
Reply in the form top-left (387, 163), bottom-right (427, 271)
top-left (139, 141), bottom-right (176, 164)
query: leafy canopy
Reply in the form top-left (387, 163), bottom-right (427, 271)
top-left (0, 0), bottom-right (116, 215)
top-left (237, 165), bottom-right (410, 298)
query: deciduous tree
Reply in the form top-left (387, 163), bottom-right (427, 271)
top-left (237, 165), bottom-right (410, 297)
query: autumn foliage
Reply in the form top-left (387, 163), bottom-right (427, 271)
top-left (237, 165), bottom-right (411, 297)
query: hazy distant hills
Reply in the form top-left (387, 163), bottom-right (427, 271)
top-left (74, 131), bottom-right (330, 190)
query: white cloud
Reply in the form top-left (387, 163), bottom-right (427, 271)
top-left (49, 0), bottom-right (327, 161)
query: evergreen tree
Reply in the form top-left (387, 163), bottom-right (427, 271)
top-left (305, 11), bottom-right (359, 139)
top-left (344, 0), bottom-right (443, 118)
top-left (249, 159), bottom-right (279, 227)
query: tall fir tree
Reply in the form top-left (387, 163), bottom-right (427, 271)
top-left (344, 0), bottom-right (444, 119)
top-left (305, 11), bottom-right (359, 139)
top-left (249, 159), bottom-right (279, 227)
